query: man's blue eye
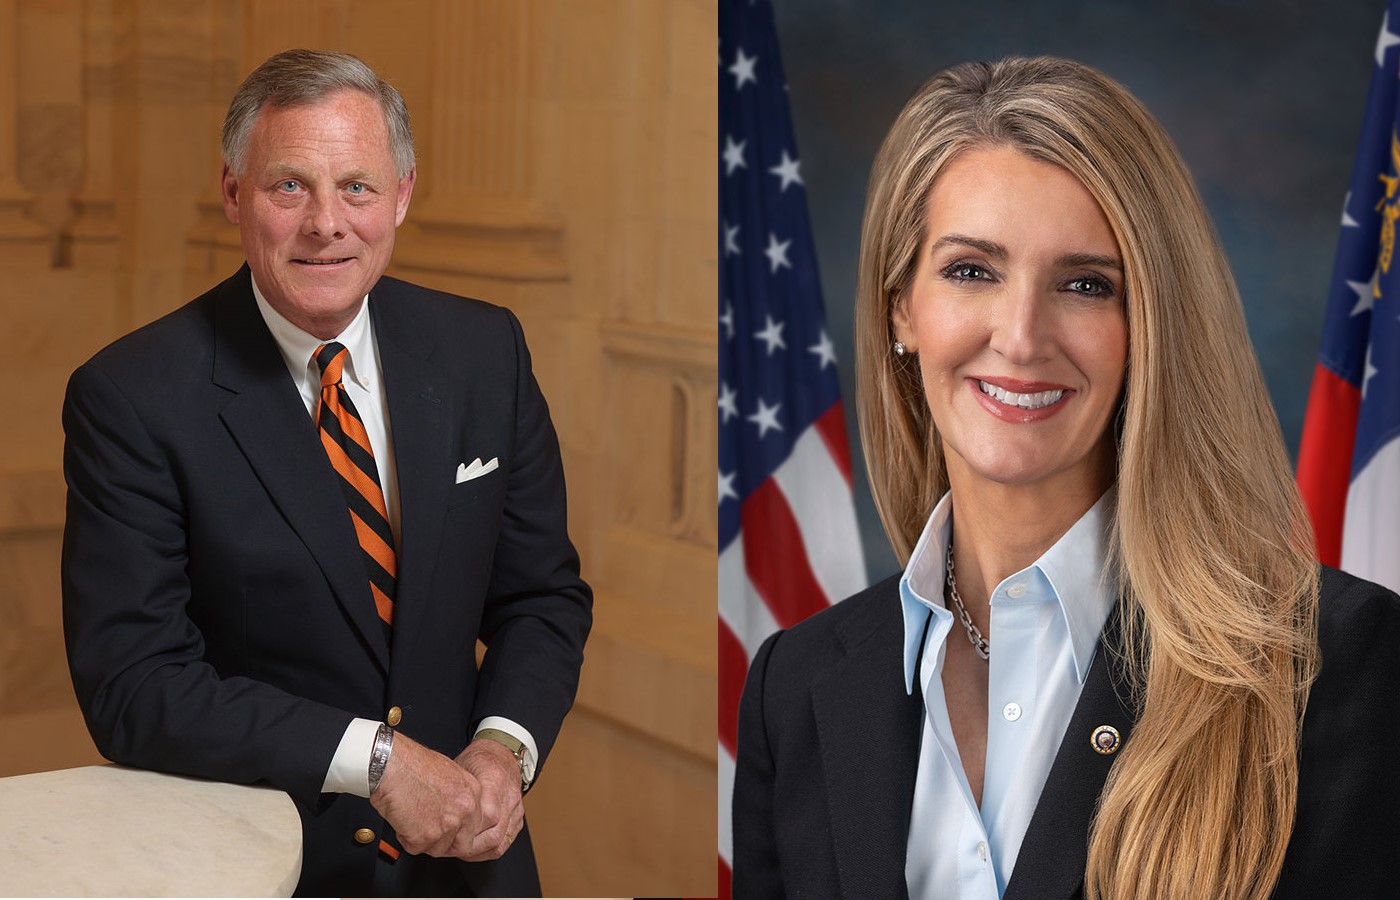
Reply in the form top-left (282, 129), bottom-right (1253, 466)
top-left (347, 183), bottom-right (366, 194)
top-left (279, 180), bottom-right (299, 192)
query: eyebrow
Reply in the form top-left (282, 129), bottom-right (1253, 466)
top-left (930, 233), bottom-right (1123, 272)
top-left (931, 234), bottom-right (1006, 260)
top-left (1058, 251), bottom-right (1124, 272)
top-left (264, 164), bottom-right (381, 185)
top-left (266, 163), bottom-right (310, 181)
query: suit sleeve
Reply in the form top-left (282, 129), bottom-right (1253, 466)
top-left (61, 361), bottom-right (352, 806)
top-left (732, 629), bottom-right (785, 900)
top-left (469, 308), bottom-right (593, 777)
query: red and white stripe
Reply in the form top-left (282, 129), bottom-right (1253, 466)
top-left (1298, 362), bottom-right (1400, 593)
top-left (718, 402), bottom-right (867, 893)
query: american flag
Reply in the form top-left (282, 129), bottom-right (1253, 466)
top-left (718, 0), bottom-right (867, 894)
top-left (1298, 0), bottom-right (1400, 594)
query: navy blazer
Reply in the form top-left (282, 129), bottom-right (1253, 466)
top-left (62, 266), bottom-right (592, 896)
top-left (733, 565), bottom-right (1400, 899)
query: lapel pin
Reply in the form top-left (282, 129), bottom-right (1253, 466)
top-left (1090, 724), bottom-right (1121, 755)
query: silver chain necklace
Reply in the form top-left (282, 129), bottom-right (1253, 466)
top-left (945, 540), bottom-right (990, 661)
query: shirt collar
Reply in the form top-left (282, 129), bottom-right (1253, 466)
top-left (250, 274), bottom-right (374, 391)
top-left (899, 487), bottom-right (1118, 694)
top-left (900, 492), bottom-right (954, 694)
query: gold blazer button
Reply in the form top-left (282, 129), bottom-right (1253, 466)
top-left (354, 827), bottom-right (376, 845)
top-left (1090, 724), bottom-right (1121, 755)
top-left (387, 706), bottom-right (403, 727)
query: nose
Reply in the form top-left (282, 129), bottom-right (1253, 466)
top-left (302, 190), bottom-right (346, 241)
top-left (989, 280), bottom-right (1054, 365)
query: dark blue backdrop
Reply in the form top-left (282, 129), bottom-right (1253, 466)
top-left (772, 0), bottom-right (1380, 582)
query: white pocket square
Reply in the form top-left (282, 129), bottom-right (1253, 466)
top-left (456, 457), bottom-right (499, 483)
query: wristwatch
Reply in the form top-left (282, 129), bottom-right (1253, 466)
top-left (475, 727), bottom-right (536, 793)
top-left (368, 723), bottom-right (394, 795)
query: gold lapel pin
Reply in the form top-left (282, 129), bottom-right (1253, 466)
top-left (1090, 724), bottom-right (1121, 755)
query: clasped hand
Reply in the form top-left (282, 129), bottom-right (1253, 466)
top-left (368, 732), bottom-right (524, 861)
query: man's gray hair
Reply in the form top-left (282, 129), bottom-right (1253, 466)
top-left (221, 49), bottom-right (415, 178)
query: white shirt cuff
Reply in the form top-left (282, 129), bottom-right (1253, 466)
top-left (474, 715), bottom-right (539, 784)
top-left (320, 717), bottom-right (381, 797)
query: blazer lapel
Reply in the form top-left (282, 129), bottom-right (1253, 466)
top-left (211, 269), bottom-right (390, 672)
top-left (1004, 606), bottom-right (1138, 900)
top-left (811, 581), bottom-right (923, 900)
top-left (369, 289), bottom-right (452, 661)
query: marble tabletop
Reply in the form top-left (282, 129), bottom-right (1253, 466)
top-left (0, 764), bottom-right (301, 897)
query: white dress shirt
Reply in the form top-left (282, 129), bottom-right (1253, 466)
top-left (251, 277), bottom-right (537, 796)
top-left (901, 489), bottom-right (1117, 899)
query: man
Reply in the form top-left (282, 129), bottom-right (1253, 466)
top-left (61, 49), bottom-right (591, 897)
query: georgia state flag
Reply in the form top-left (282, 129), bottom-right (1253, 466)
top-left (1298, 3), bottom-right (1400, 593)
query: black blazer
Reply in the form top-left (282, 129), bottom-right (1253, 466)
top-left (733, 565), bottom-right (1400, 899)
top-left (62, 266), bottom-right (592, 896)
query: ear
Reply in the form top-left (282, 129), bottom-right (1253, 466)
top-left (890, 291), bottom-right (917, 353)
top-left (220, 163), bottom-right (240, 225)
top-left (393, 169), bottom-right (417, 226)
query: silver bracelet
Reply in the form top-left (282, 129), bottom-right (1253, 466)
top-left (368, 723), bottom-right (394, 795)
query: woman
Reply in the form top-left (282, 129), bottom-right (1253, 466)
top-left (732, 56), bottom-right (1400, 900)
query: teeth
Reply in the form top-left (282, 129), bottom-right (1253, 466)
top-left (978, 380), bottom-right (1064, 410)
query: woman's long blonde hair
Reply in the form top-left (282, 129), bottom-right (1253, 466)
top-left (855, 57), bottom-right (1320, 899)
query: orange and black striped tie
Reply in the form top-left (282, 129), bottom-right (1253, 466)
top-left (314, 342), bottom-right (396, 628)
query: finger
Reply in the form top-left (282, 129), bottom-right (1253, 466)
top-left (448, 822), bottom-right (485, 860)
top-left (456, 793), bottom-right (519, 861)
top-left (399, 828), bottom-right (451, 858)
top-left (456, 827), bottom-right (500, 861)
top-left (491, 784), bottom-right (521, 824)
top-left (461, 840), bottom-right (508, 861)
top-left (459, 819), bottom-right (518, 862)
top-left (448, 803), bottom-right (491, 858)
top-left (451, 777), bottom-right (485, 837)
top-left (409, 810), bottom-right (466, 859)
top-left (423, 826), bottom-right (461, 859)
top-left (476, 787), bottom-right (503, 831)
top-left (418, 786), bottom-right (479, 858)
